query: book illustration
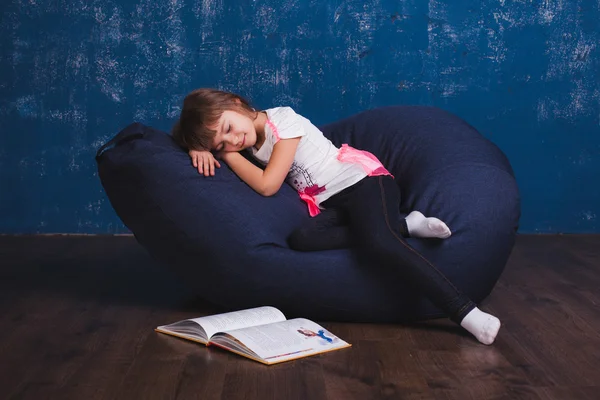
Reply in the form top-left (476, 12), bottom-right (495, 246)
top-left (297, 327), bottom-right (339, 345)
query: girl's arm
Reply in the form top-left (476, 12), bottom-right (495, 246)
top-left (220, 137), bottom-right (301, 196)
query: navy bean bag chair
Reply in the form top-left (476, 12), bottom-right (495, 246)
top-left (96, 106), bottom-right (520, 322)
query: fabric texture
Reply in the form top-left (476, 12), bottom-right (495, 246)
top-left (96, 105), bottom-right (520, 323)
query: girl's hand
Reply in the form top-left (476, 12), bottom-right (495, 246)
top-left (189, 150), bottom-right (221, 176)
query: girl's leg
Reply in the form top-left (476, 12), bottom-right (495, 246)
top-left (288, 208), bottom-right (353, 251)
top-left (326, 176), bottom-right (500, 345)
top-left (288, 204), bottom-right (452, 251)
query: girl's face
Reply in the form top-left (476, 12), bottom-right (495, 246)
top-left (210, 109), bottom-right (263, 152)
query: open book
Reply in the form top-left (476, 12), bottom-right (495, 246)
top-left (155, 306), bottom-right (351, 365)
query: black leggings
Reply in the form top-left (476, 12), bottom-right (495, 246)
top-left (287, 176), bottom-right (475, 323)
top-left (288, 208), bottom-right (409, 251)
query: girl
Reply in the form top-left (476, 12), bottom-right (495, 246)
top-left (172, 88), bottom-right (501, 345)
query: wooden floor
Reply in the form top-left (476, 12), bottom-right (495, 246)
top-left (0, 235), bottom-right (599, 400)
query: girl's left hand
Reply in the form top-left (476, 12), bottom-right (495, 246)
top-left (189, 149), bottom-right (221, 176)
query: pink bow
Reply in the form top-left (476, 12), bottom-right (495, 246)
top-left (299, 191), bottom-right (321, 217)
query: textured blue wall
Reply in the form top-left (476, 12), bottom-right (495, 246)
top-left (0, 0), bottom-right (598, 234)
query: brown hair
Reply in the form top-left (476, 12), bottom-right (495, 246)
top-left (172, 88), bottom-right (257, 150)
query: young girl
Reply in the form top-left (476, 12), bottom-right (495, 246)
top-left (172, 88), bottom-right (501, 345)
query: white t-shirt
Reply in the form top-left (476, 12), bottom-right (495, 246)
top-left (250, 107), bottom-right (369, 214)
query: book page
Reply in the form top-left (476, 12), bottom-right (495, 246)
top-left (220, 318), bottom-right (350, 363)
top-left (188, 306), bottom-right (286, 339)
top-left (155, 321), bottom-right (210, 344)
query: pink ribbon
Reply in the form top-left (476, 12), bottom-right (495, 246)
top-left (337, 144), bottom-right (392, 177)
top-left (299, 191), bottom-right (321, 217)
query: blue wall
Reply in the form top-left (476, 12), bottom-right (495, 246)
top-left (1, 0), bottom-right (599, 234)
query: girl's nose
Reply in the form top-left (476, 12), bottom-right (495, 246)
top-left (226, 134), bottom-right (237, 146)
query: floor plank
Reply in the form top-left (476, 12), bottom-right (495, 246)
top-left (0, 234), bottom-right (599, 399)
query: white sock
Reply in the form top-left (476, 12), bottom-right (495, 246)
top-left (405, 211), bottom-right (452, 239)
top-left (460, 307), bottom-right (501, 345)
